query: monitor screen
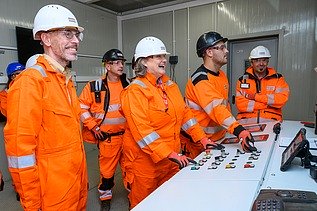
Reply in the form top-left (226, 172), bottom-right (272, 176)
top-left (280, 128), bottom-right (307, 171)
top-left (16, 26), bottom-right (43, 66)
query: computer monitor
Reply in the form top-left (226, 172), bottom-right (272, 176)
top-left (280, 128), bottom-right (307, 171)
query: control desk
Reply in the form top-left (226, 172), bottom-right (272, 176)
top-left (132, 121), bottom-right (317, 211)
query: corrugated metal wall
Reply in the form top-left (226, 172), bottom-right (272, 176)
top-left (122, 0), bottom-right (317, 121)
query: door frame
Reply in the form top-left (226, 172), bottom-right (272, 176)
top-left (227, 29), bottom-right (285, 107)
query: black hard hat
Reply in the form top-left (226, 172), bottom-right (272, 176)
top-left (102, 49), bottom-right (126, 62)
top-left (196, 31), bottom-right (228, 57)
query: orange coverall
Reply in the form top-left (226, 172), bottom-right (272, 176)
top-left (235, 67), bottom-right (289, 124)
top-left (182, 65), bottom-right (241, 159)
top-left (4, 55), bottom-right (88, 210)
top-left (79, 76), bottom-right (128, 200)
top-left (120, 73), bottom-right (205, 208)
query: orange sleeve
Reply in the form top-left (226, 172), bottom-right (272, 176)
top-left (0, 90), bottom-right (7, 117)
top-left (78, 82), bottom-right (98, 130)
top-left (4, 73), bottom-right (42, 210)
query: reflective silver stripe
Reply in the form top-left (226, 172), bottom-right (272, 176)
top-left (166, 80), bottom-right (173, 86)
top-left (203, 126), bottom-right (223, 134)
top-left (276, 87), bottom-right (289, 93)
top-left (108, 104), bottom-right (121, 112)
top-left (182, 118), bottom-right (197, 131)
top-left (267, 94), bottom-right (274, 105)
top-left (192, 71), bottom-right (207, 82)
top-left (266, 86), bottom-right (275, 91)
top-left (222, 116), bottom-right (236, 129)
top-left (246, 100), bottom-right (255, 112)
top-left (95, 79), bottom-right (102, 91)
top-left (185, 99), bottom-right (202, 111)
top-left (94, 113), bottom-right (104, 119)
top-left (80, 104), bottom-right (90, 109)
top-left (131, 79), bottom-right (146, 88)
top-left (102, 117), bottom-right (126, 125)
top-left (80, 111), bottom-right (92, 121)
top-left (137, 132), bottom-right (160, 149)
top-left (204, 99), bottom-right (226, 114)
top-left (235, 91), bottom-right (243, 97)
top-left (7, 154), bottom-right (36, 169)
top-left (31, 65), bottom-right (47, 77)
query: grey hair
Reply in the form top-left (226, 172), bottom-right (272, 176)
top-left (134, 58), bottom-right (148, 77)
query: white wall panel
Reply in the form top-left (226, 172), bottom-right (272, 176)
top-left (0, 0), bottom-right (117, 77)
top-left (121, 0), bottom-right (317, 121)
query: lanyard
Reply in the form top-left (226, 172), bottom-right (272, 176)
top-left (157, 78), bottom-right (168, 111)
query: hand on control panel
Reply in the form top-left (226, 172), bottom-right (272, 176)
top-left (168, 152), bottom-right (197, 169)
top-left (200, 137), bottom-right (225, 150)
top-left (239, 130), bottom-right (257, 152)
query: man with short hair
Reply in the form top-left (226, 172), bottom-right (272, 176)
top-left (4, 4), bottom-right (88, 210)
top-left (235, 45), bottom-right (290, 124)
top-left (79, 49), bottom-right (129, 211)
top-left (181, 31), bottom-right (254, 159)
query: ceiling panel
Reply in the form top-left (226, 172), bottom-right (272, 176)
top-left (76, 0), bottom-right (193, 14)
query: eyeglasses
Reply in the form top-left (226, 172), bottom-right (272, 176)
top-left (211, 44), bottom-right (227, 51)
top-left (49, 29), bottom-right (83, 41)
top-left (107, 60), bottom-right (125, 65)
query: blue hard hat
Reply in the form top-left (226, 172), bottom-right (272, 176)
top-left (6, 62), bottom-right (25, 77)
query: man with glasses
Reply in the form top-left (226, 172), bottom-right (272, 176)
top-left (181, 31), bottom-right (255, 159)
top-left (79, 49), bottom-right (129, 211)
top-left (4, 4), bottom-right (88, 210)
top-left (235, 46), bottom-right (289, 124)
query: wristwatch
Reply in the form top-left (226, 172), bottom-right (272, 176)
top-left (95, 126), bottom-right (100, 131)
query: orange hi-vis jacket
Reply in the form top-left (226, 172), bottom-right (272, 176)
top-left (185, 65), bottom-right (240, 140)
top-left (235, 67), bottom-right (289, 124)
top-left (79, 75), bottom-right (128, 135)
top-left (4, 55), bottom-right (88, 210)
top-left (121, 73), bottom-right (205, 170)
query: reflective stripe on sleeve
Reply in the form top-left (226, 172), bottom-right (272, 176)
top-left (185, 99), bottom-right (202, 111)
top-left (202, 126), bottom-right (223, 134)
top-left (276, 87), bottom-right (289, 93)
top-left (80, 111), bottom-right (92, 122)
top-left (80, 104), bottom-right (90, 109)
top-left (246, 100), bottom-right (255, 112)
top-left (7, 154), bottom-right (36, 169)
top-left (222, 116), bottom-right (236, 129)
top-left (204, 99), bottom-right (226, 114)
top-left (267, 94), bottom-right (274, 105)
top-left (137, 132), bottom-right (160, 149)
top-left (181, 118), bottom-right (197, 131)
top-left (166, 80), bottom-right (174, 86)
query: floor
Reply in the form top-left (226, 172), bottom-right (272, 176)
top-left (0, 142), bottom-right (129, 211)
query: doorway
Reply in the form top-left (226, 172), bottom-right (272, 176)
top-left (228, 35), bottom-right (279, 117)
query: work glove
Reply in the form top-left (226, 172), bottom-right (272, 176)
top-left (168, 152), bottom-right (197, 169)
top-left (92, 126), bottom-right (104, 140)
top-left (239, 130), bottom-right (257, 152)
top-left (0, 171), bottom-right (4, 191)
top-left (200, 137), bottom-right (224, 150)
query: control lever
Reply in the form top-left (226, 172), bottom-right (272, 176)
top-left (273, 122), bottom-right (281, 142)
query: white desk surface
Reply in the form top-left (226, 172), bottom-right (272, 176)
top-left (262, 120), bottom-right (317, 192)
top-left (132, 121), bottom-right (317, 211)
top-left (133, 180), bottom-right (260, 211)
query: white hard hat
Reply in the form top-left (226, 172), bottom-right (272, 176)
top-left (134, 36), bottom-right (170, 61)
top-left (249, 46), bottom-right (271, 59)
top-left (25, 54), bottom-right (41, 68)
top-left (33, 4), bottom-right (84, 40)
